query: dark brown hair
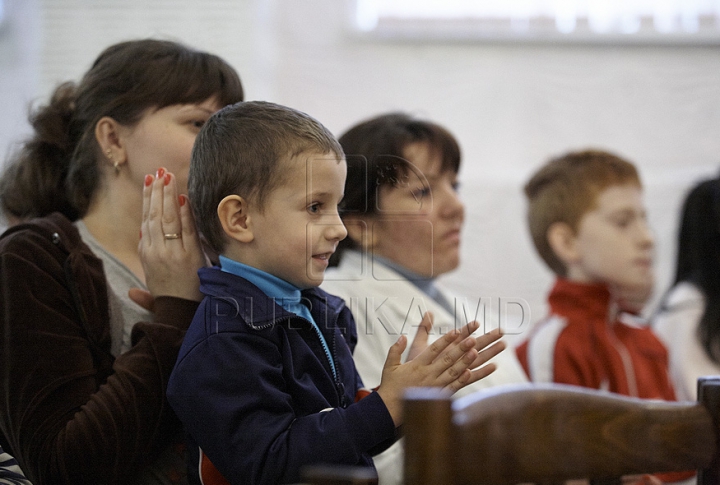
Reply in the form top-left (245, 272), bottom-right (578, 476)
top-left (332, 112), bottom-right (461, 264)
top-left (666, 177), bottom-right (720, 363)
top-left (0, 38), bottom-right (244, 221)
top-left (189, 100), bottom-right (344, 254)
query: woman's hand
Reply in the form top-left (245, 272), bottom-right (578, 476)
top-left (138, 168), bottom-right (206, 302)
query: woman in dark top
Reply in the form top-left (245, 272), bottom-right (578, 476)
top-left (0, 39), bottom-right (243, 484)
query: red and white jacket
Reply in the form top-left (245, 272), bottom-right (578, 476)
top-left (516, 278), bottom-right (676, 400)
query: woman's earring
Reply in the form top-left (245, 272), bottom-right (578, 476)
top-left (106, 149), bottom-right (120, 174)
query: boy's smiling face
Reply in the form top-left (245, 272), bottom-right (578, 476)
top-left (244, 151), bottom-right (348, 289)
top-left (565, 183), bottom-right (654, 292)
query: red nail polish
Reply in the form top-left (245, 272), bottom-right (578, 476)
top-left (144, 174), bottom-right (153, 187)
top-left (157, 167), bottom-right (166, 178)
top-left (179, 194), bottom-right (186, 206)
top-left (164, 173), bottom-right (171, 186)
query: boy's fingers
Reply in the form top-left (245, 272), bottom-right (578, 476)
top-left (406, 312), bottom-right (433, 362)
top-left (474, 327), bottom-right (503, 351)
top-left (468, 340), bottom-right (506, 370)
top-left (414, 328), bottom-right (461, 365)
top-left (436, 348), bottom-right (478, 386)
top-left (418, 312), bottom-right (433, 336)
top-left (455, 320), bottom-right (480, 342)
top-left (447, 363), bottom-right (498, 392)
top-left (384, 335), bottom-right (407, 369)
top-left (427, 336), bottom-right (477, 379)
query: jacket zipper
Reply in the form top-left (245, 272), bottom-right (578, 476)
top-left (280, 315), bottom-right (345, 406)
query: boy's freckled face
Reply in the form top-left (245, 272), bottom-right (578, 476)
top-left (247, 152), bottom-right (348, 289)
top-left (568, 184), bottom-right (654, 291)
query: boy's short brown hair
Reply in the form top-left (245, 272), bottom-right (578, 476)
top-left (525, 149), bottom-right (641, 276)
top-left (189, 101), bottom-right (344, 254)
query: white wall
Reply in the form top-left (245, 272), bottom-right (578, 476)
top-left (0, 0), bottom-right (40, 165)
top-left (2, 0), bottom-right (720, 343)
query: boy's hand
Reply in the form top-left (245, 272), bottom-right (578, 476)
top-left (376, 322), bottom-right (505, 426)
top-left (447, 322), bottom-right (505, 376)
top-left (405, 312), bottom-right (434, 362)
top-left (406, 313), bottom-right (506, 371)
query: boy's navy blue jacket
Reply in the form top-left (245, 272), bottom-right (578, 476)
top-left (167, 267), bottom-right (397, 485)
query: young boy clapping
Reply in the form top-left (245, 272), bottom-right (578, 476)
top-left (166, 101), bottom-right (505, 484)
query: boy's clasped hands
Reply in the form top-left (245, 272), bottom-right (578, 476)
top-left (373, 313), bottom-right (503, 426)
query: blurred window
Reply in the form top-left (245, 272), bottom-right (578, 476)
top-left (354, 0), bottom-right (720, 44)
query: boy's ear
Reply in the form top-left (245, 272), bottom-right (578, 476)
top-left (547, 221), bottom-right (580, 265)
top-left (95, 116), bottom-right (127, 169)
top-left (217, 195), bottom-right (254, 243)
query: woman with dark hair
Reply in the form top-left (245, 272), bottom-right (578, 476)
top-left (0, 39), bottom-right (243, 483)
top-left (654, 177), bottom-right (720, 401)
top-left (322, 112), bottom-right (526, 485)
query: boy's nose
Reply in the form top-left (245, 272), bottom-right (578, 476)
top-left (326, 215), bottom-right (348, 242)
top-left (637, 221), bottom-right (654, 248)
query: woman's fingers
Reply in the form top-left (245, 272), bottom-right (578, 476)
top-left (159, 171), bottom-right (182, 245)
top-left (179, 193), bottom-right (203, 255)
top-left (141, 173), bottom-right (153, 238)
top-left (139, 168), bottom-right (205, 301)
top-left (128, 288), bottom-right (154, 312)
top-left (143, 168), bottom-right (171, 245)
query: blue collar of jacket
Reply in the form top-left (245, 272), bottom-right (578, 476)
top-left (197, 266), bottom-right (348, 331)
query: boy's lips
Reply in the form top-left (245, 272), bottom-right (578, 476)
top-left (635, 256), bottom-right (652, 266)
top-left (312, 251), bottom-right (334, 261)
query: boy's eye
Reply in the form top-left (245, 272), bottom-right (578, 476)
top-left (307, 203), bottom-right (321, 214)
top-left (612, 216), bottom-right (632, 229)
top-left (451, 181), bottom-right (461, 192)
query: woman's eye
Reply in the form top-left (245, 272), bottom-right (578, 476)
top-left (192, 120), bottom-right (206, 129)
top-left (411, 187), bottom-right (431, 200)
